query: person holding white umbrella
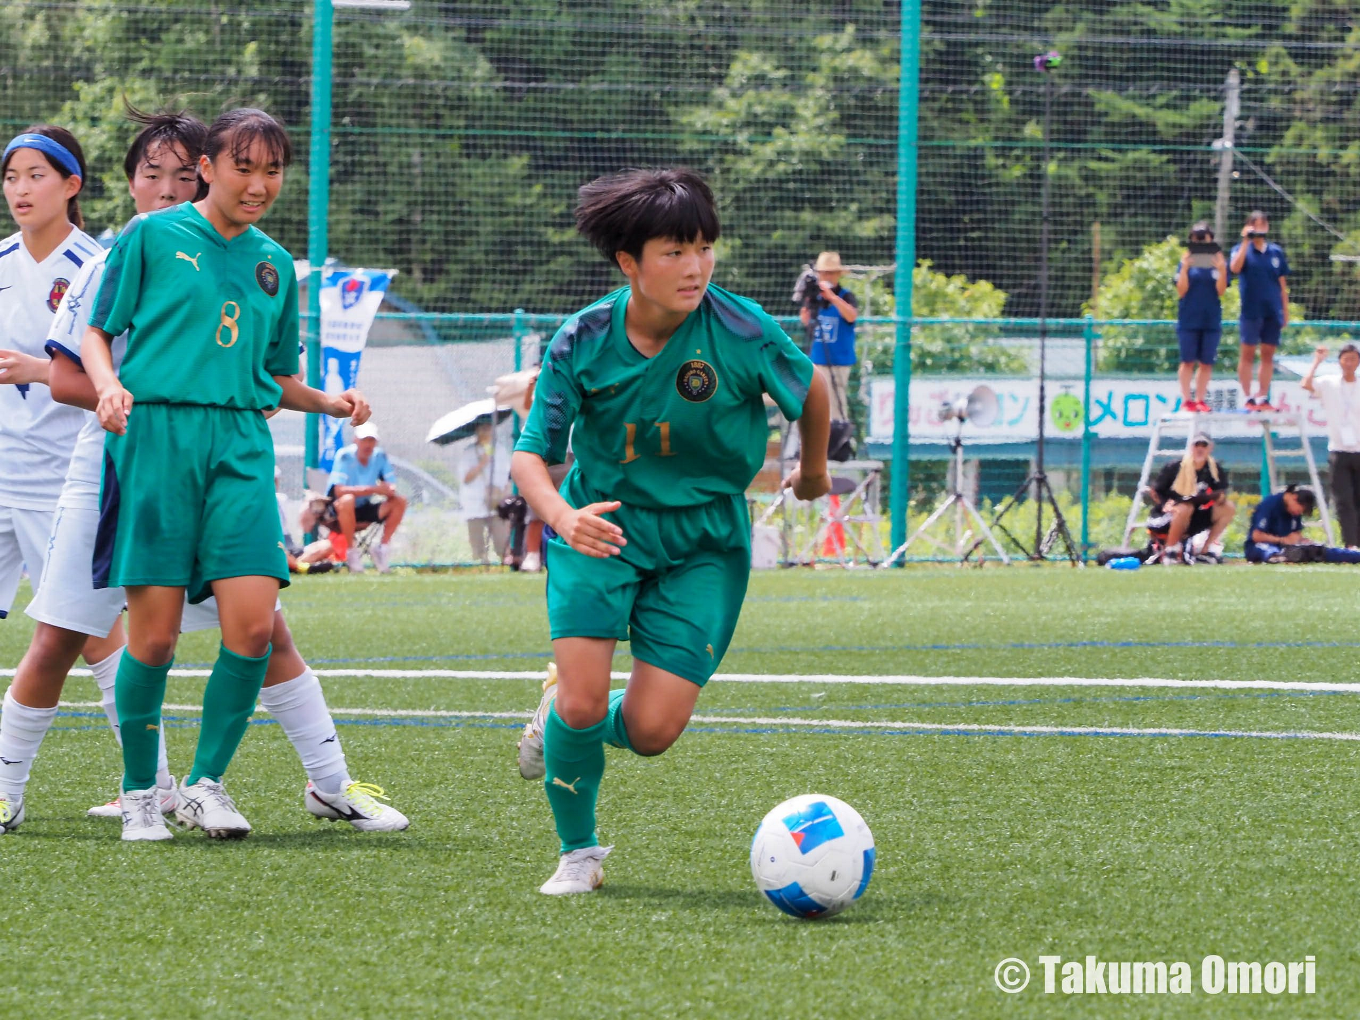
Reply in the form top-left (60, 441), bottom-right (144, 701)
top-left (460, 420), bottom-right (511, 563)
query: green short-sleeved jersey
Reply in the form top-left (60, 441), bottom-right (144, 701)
top-left (516, 283), bottom-right (813, 510)
top-left (90, 203), bottom-right (300, 409)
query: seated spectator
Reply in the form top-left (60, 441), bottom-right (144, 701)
top-left (275, 467), bottom-right (334, 574)
top-left (1147, 434), bottom-right (1234, 563)
top-left (460, 422), bottom-right (511, 565)
top-left (1246, 485), bottom-right (1360, 564)
top-left (1245, 486), bottom-right (1316, 562)
top-left (328, 421), bottom-right (406, 573)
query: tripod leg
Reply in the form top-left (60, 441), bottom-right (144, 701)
top-left (881, 496), bottom-right (963, 568)
top-left (1036, 476), bottom-right (1083, 566)
top-left (962, 499), bottom-right (1011, 564)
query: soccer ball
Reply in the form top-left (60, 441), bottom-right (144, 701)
top-left (750, 794), bottom-right (875, 919)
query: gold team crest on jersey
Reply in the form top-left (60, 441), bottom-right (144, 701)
top-left (676, 359), bottom-right (717, 402)
top-left (256, 260), bottom-right (280, 296)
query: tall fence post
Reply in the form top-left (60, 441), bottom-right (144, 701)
top-left (890, 0), bottom-right (922, 558)
top-left (512, 307), bottom-right (525, 441)
top-left (1080, 315), bottom-right (1095, 559)
top-left (304, 0), bottom-right (333, 484)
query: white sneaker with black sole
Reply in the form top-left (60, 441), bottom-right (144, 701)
top-left (540, 845), bottom-right (612, 895)
top-left (120, 787), bottom-right (173, 842)
top-left (517, 662), bottom-right (558, 780)
top-left (305, 781), bottom-right (410, 831)
top-left (175, 778), bottom-right (251, 839)
top-left (88, 778), bottom-right (178, 819)
top-left (0, 792), bottom-right (24, 835)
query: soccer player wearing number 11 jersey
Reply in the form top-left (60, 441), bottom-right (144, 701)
top-left (512, 169), bottom-right (831, 894)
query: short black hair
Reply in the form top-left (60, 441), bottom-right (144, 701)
top-left (575, 168), bottom-right (720, 267)
top-left (1286, 484), bottom-right (1317, 515)
top-left (1339, 342), bottom-right (1360, 358)
top-left (1190, 220), bottom-right (1213, 240)
top-left (122, 102), bottom-right (208, 182)
top-left (204, 108), bottom-right (293, 168)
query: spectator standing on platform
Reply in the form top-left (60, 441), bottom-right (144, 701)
top-left (1301, 343), bottom-right (1360, 548)
top-left (1174, 222), bottom-right (1227, 412)
top-left (460, 421), bottom-right (511, 564)
top-left (1229, 211), bottom-right (1290, 411)
top-left (799, 251), bottom-right (858, 421)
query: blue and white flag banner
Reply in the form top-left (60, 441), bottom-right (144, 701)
top-left (316, 267), bottom-right (393, 472)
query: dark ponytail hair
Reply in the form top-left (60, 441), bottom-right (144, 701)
top-left (203, 108), bottom-right (293, 169)
top-left (123, 101), bottom-right (209, 200)
top-left (1, 124), bottom-right (86, 229)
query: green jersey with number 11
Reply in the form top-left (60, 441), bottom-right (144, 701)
top-left (90, 202), bottom-right (299, 409)
top-left (516, 283), bottom-right (813, 510)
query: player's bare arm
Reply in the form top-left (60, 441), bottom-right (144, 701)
top-left (0, 348), bottom-right (50, 387)
top-left (80, 323), bottom-right (132, 434)
top-left (512, 449), bottom-right (625, 558)
top-left (273, 373), bottom-right (370, 424)
top-left (47, 350), bottom-right (97, 411)
top-left (782, 368), bottom-right (832, 501)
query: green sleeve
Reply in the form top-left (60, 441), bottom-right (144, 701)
top-left (90, 215), bottom-right (147, 337)
top-left (265, 263), bottom-right (301, 377)
top-left (515, 333), bottom-right (582, 465)
top-left (756, 319), bottom-right (814, 421)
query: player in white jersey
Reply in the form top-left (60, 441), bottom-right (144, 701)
top-left (0, 110), bottom-right (407, 837)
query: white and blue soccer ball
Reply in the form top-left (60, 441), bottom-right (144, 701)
top-left (750, 794), bottom-right (875, 919)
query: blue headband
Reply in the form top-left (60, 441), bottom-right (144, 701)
top-left (3, 133), bottom-right (82, 179)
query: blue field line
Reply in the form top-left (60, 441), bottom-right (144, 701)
top-left (168, 637), bottom-right (1360, 670)
top-left (737, 688), bottom-right (1349, 715)
top-left (46, 711), bottom-right (1356, 743)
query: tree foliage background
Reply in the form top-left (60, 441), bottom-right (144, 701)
top-left (4, 0), bottom-right (1360, 331)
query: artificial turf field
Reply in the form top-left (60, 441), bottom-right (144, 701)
top-left (2, 566), bottom-right (1359, 1019)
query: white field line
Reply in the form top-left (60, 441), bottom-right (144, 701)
top-left (54, 701), bottom-right (1360, 742)
top-left (21, 668), bottom-right (1360, 694)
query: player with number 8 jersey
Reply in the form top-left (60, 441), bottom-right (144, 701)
top-left (88, 149), bottom-right (298, 598)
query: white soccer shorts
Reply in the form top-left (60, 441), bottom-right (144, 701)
top-left (0, 505), bottom-right (55, 620)
top-left (27, 505), bottom-right (281, 637)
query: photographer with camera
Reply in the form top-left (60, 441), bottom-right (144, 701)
top-left (797, 251), bottom-right (858, 421)
top-left (1146, 433), bottom-right (1233, 564)
top-left (1174, 222), bottom-right (1228, 413)
top-left (1229, 211), bottom-right (1290, 410)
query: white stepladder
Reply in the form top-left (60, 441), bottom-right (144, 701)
top-left (1121, 410), bottom-right (1334, 548)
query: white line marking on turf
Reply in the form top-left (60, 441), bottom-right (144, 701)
top-left (25, 669), bottom-right (1360, 694)
top-left (54, 701), bottom-right (1360, 742)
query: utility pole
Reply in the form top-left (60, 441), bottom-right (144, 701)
top-left (1214, 68), bottom-right (1240, 241)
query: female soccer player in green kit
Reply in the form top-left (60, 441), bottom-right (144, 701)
top-left (80, 109), bottom-right (340, 842)
top-left (512, 168), bottom-right (831, 894)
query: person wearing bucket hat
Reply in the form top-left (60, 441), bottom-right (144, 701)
top-left (1145, 432), bottom-right (1234, 564)
top-left (799, 251), bottom-right (858, 420)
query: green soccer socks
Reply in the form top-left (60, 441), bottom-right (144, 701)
top-left (543, 704), bottom-right (608, 852)
top-left (603, 688), bottom-right (634, 751)
top-left (186, 644), bottom-right (270, 787)
top-left (115, 651), bottom-right (172, 792)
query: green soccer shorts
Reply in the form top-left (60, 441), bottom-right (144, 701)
top-left (95, 403), bottom-right (289, 604)
top-left (544, 471), bottom-right (752, 686)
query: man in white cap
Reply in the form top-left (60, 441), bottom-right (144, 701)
top-left (327, 421), bottom-right (406, 572)
top-left (798, 251), bottom-right (859, 420)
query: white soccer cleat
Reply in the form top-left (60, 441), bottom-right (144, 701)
top-left (88, 779), bottom-right (178, 819)
top-left (175, 778), bottom-right (251, 839)
top-left (372, 543), bottom-right (392, 574)
top-left (305, 781), bottom-right (410, 832)
top-left (120, 787), bottom-right (173, 842)
top-left (0, 793), bottom-right (25, 835)
top-left (540, 845), bottom-right (612, 895)
top-left (346, 548), bottom-right (365, 574)
top-left (517, 662), bottom-right (558, 780)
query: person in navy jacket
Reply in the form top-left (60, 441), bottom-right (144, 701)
top-left (1174, 222), bottom-right (1228, 412)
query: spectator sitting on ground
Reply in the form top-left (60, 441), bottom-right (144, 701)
top-left (274, 467), bottom-right (334, 574)
top-left (1246, 485), bottom-right (1360, 564)
top-left (328, 421), bottom-right (406, 574)
top-left (1147, 433), bottom-right (1234, 564)
top-left (1245, 485), bottom-right (1316, 563)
